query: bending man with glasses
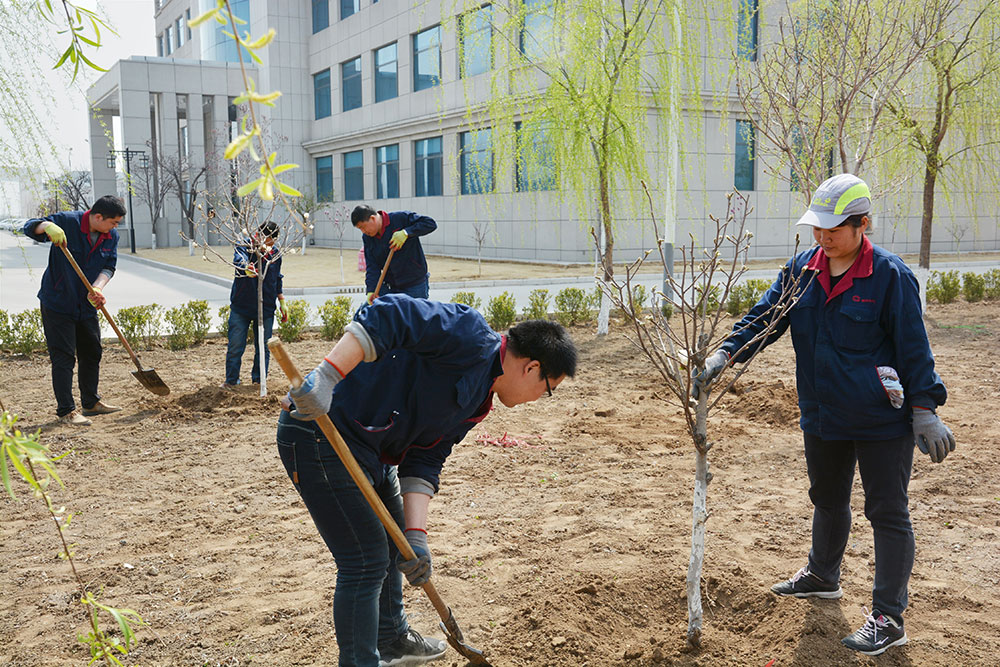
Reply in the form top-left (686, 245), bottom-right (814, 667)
top-left (275, 294), bottom-right (577, 666)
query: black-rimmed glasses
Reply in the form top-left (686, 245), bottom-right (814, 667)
top-left (544, 375), bottom-right (552, 397)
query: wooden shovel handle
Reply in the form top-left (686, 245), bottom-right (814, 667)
top-left (267, 337), bottom-right (453, 622)
top-left (58, 245), bottom-right (144, 372)
top-left (372, 247), bottom-right (395, 300)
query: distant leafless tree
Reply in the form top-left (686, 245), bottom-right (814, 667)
top-left (160, 152), bottom-right (208, 254)
top-left (132, 141), bottom-right (176, 247)
top-left (37, 170), bottom-right (91, 214)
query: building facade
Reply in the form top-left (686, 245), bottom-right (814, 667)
top-left (87, 0), bottom-right (999, 260)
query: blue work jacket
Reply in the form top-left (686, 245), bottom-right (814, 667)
top-left (329, 295), bottom-right (502, 492)
top-left (22, 211), bottom-right (118, 321)
top-left (723, 237), bottom-right (946, 441)
top-left (229, 239), bottom-right (283, 319)
top-left (362, 211), bottom-right (437, 293)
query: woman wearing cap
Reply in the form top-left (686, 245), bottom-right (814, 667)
top-left (693, 173), bottom-right (954, 656)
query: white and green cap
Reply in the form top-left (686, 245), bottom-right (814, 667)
top-left (796, 173), bottom-right (872, 229)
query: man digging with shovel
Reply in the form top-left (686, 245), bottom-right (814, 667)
top-left (276, 294), bottom-right (577, 666)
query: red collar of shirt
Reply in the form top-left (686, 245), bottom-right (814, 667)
top-left (376, 211), bottom-right (390, 239)
top-left (806, 234), bottom-right (874, 303)
top-left (80, 210), bottom-right (112, 248)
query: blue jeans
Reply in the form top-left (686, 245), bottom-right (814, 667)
top-left (225, 308), bottom-right (273, 385)
top-left (385, 279), bottom-right (429, 299)
top-left (276, 410), bottom-right (408, 667)
top-left (804, 432), bottom-right (914, 623)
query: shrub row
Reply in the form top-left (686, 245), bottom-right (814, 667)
top-left (927, 269), bottom-right (1000, 304)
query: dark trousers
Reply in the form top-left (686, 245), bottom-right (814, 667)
top-left (276, 411), bottom-right (408, 666)
top-left (804, 431), bottom-right (914, 622)
top-left (225, 308), bottom-right (274, 385)
top-left (41, 306), bottom-right (102, 417)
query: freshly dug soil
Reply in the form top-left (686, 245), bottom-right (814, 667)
top-left (1, 301), bottom-right (998, 666)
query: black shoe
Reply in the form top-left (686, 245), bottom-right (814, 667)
top-left (841, 608), bottom-right (908, 656)
top-left (771, 567), bottom-right (843, 599)
top-left (378, 628), bottom-right (446, 666)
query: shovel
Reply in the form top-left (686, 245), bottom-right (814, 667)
top-left (59, 245), bottom-right (170, 396)
top-left (371, 247), bottom-right (395, 300)
top-left (267, 338), bottom-right (492, 666)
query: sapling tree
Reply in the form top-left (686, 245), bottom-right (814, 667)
top-left (159, 152), bottom-right (208, 256)
top-left (132, 141), bottom-right (176, 249)
top-left (471, 221), bottom-right (492, 277)
top-left (331, 204), bottom-right (351, 284)
top-left (597, 186), bottom-right (814, 647)
top-left (1, 404), bottom-right (144, 666)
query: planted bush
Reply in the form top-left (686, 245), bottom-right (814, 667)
top-left (984, 269), bottom-right (1000, 300)
top-left (486, 291), bottom-right (517, 331)
top-left (277, 299), bottom-right (311, 342)
top-left (695, 283), bottom-right (721, 313)
top-left (727, 278), bottom-right (772, 316)
top-left (187, 300), bottom-right (211, 343)
top-left (628, 284), bottom-right (649, 314)
top-left (319, 296), bottom-right (353, 340)
top-left (555, 287), bottom-right (592, 326)
top-left (164, 305), bottom-right (197, 351)
top-left (523, 289), bottom-right (551, 320)
top-left (116, 304), bottom-right (162, 350)
top-left (451, 291), bottom-right (482, 311)
top-left (962, 272), bottom-right (986, 303)
top-left (217, 305), bottom-right (231, 338)
top-left (4, 309), bottom-right (45, 355)
top-left (0, 309), bottom-right (10, 351)
top-left (926, 270), bottom-right (960, 304)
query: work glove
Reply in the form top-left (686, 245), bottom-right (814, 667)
top-left (244, 261), bottom-right (258, 278)
top-left (44, 222), bottom-right (67, 246)
top-left (278, 299), bottom-right (289, 323)
top-left (366, 291), bottom-right (375, 305)
top-left (912, 408), bottom-right (955, 464)
top-left (397, 528), bottom-right (432, 586)
top-left (287, 358), bottom-right (342, 421)
top-left (692, 349), bottom-right (729, 400)
top-left (87, 286), bottom-right (106, 308)
top-left (389, 229), bottom-right (408, 251)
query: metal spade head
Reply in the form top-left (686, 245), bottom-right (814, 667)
top-left (131, 368), bottom-right (170, 396)
top-left (439, 614), bottom-right (492, 666)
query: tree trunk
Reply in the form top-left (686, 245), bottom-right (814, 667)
top-left (340, 251), bottom-right (345, 283)
top-left (687, 397), bottom-right (710, 647)
top-left (257, 263), bottom-right (267, 397)
top-left (918, 160), bottom-right (938, 270)
top-left (597, 168), bottom-right (614, 336)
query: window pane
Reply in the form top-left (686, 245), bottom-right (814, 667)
top-left (460, 5), bottom-right (492, 78)
top-left (413, 26), bottom-right (441, 91)
top-left (316, 156), bottom-right (334, 202)
top-left (734, 120), bottom-right (755, 191)
top-left (414, 137), bottom-right (443, 197)
top-left (314, 69), bottom-right (331, 119)
top-left (375, 43), bottom-right (398, 102)
top-left (313, 0), bottom-right (329, 33)
top-left (344, 150), bottom-right (364, 200)
top-left (165, 26), bottom-right (173, 55)
top-left (341, 0), bottom-right (360, 20)
top-left (520, 0), bottom-right (553, 61)
top-left (342, 57), bottom-right (362, 111)
top-left (376, 144), bottom-right (399, 199)
top-left (516, 121), bottom-right (556, 191)
top-left (737, 0), bottom-right (758, 61)
top-left (461, 128), bottom-right (493, 195)
top-left (176, 18), bottom-right (184, 47)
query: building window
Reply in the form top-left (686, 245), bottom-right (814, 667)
top-left (342, 57), bottom-right (362, 111)
top-left (186, 8), bottom-right (192, 40)
top-left (460, 128), bottom-right (493, 195)
top-left (344, 150), bottom-right (364, 200)
top-left (201, 0), bottom-right (250, 62)
top-left (413, 26), bottom-right (442, 92)
top-left (375, 43), bottom-right (398, 103)
top-left (737, 0), bottom-right (758, 61)
top-left (734, 120), bottom-right (755, 191)
top-left (376, 144), bottom-right (399, 199)
top-left (520, 0), bottom-right (553, 61)
top-left (157, 33), bottom-right (164, 57)
top-left (177, 94), bottom-right (189, 158)
top-left (313, 0), bottom-right (329, 33)
top-left (414, 137), bottom-right (443, 197)
top-left (341, 0), bottom-right (360, 20)
top-left (164, 25), bottom-right (173, 55)
top-left (515, 121), bottom-right (556, 191)
top-left (460, 4), bottom-right (492, 78)
top-left (316, 156), bottom-right (334, 202)
top-left (314, 69), bottom-right (331, 119)
top-left (175, 17), bottom-right (184, 48)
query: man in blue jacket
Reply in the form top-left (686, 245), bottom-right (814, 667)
top-left (352, 205), bottom-right (436, 304)
top-left (277, 295), bottom-right (577, 667)
top-left (224, 220), bottom-right (287, 387)
top-left (22, 195), bottom-right (127, 426)
top-left (694, 174), bottom-right (954, 657)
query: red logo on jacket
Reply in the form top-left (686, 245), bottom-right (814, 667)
top-left (852, 295), bottom-right (876, 304)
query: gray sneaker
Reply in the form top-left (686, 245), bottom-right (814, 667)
top-left (841, 608), bottom-right (908, 655)
top-left (378, 628), bottom-right (446, 667)
top-left (771, 567), bottom-right (843, 599)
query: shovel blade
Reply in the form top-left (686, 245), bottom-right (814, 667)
top-left (439, 616), bottom-right (492, 666)
top-left (131, 368), bottom-right (170, 396)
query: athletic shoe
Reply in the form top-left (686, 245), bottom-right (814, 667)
top-left (82, 401), bottom-right (122, 416)
top-left (841, 607), bottom-right (908, 656)
top-left (59, 410), bottom-right (92, 426)
top-left (770, 567), bottom-right (843, 599)
top-left (378, 628), bottom-right (447, 666)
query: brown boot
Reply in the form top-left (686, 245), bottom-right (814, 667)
top-left (59, 410), bottom-right (92, 426)
top-left (82, 401), bottom-right (122, 416)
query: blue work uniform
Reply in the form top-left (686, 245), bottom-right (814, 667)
top-left (362, 211), bottom-right (437, 297)
top-left (225, 238), bottom-right (283, 385)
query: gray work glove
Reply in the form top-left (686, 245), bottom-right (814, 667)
top-left (912, 408), bottom-right (956, 464)
top-left (287, 359), bottom-right (342, 421)
top-left (397, 529), bottom-right (432, 586)
top-left (692, 350), bottom-right (730, 400)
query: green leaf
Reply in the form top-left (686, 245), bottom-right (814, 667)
top-left (245, 29), bottom-right (276, 49)
top-left (78, 51), bottom-right (106, 73)
top-left (188, 7), bottom-right (219, 28)
top-left (54, 44), bottom-right (74, 69)
top-left (236, 178), bottom-right (264, 197)
top-left (270, 163), bottom-right (298, 176)
top-left (278, 182), bottom-right (303, 197)
top-left (1, 447), bottom-right (14, 500)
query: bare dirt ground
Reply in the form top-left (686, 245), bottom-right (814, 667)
top-left (1, 301), bottom-right (998, 666)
